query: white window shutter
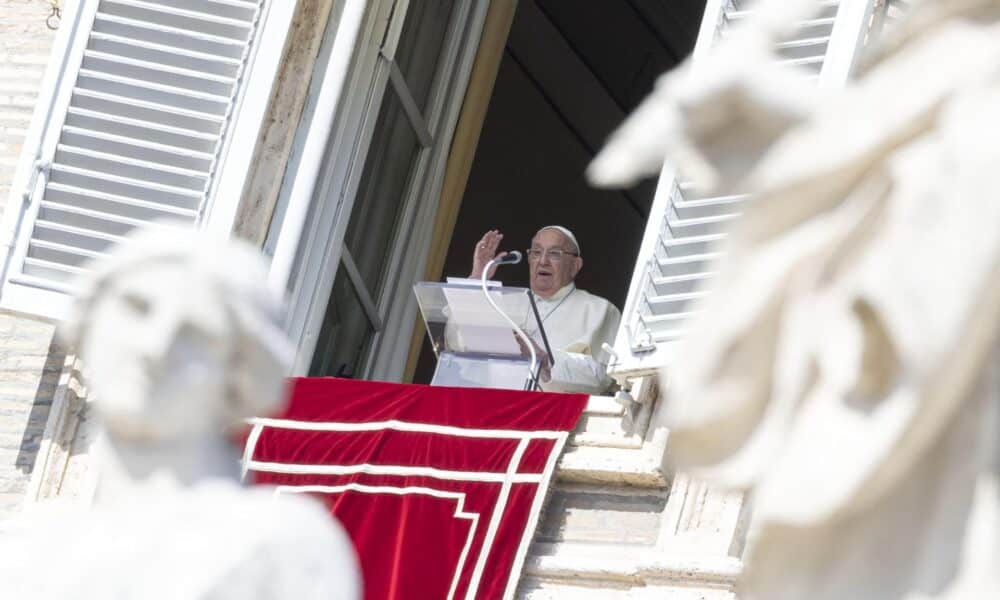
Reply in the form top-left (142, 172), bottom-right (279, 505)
top-left (0, 0), bottom-right (290, 320)
top-left (609, 0), bottom-right (886, 378)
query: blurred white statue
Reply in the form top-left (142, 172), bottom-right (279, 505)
top-left (592, 1), bottom-right (1000, 599)
top-left (588, 0), bottom-right (825, 191)
top-left (0, 228), bottom-right (361, 599)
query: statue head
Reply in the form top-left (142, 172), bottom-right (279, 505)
top-left (27, 231), bottom-right (363, 597)
top-left (63, 227), bottom-right (292, 447)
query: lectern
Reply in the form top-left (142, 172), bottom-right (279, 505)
top-left (414, 281), bottom-right (551, 390)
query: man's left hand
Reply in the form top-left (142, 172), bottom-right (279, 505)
top-left (513, 332), bottom-right (551, 383)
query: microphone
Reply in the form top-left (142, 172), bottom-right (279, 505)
top-left (498, 250), bottom-right (522, 265)
top-left (479, 248), bottom-right (537, 389)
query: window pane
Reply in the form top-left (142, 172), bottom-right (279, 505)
top-left (309, 269), bottom-right (375, 378)
top-left (395, 0), bottom-right (456, 113)
top-left (310, 0), bottom-right (459, 380)
top-left (342, 90), bottom-right (421, 297)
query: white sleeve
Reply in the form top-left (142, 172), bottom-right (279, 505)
top-left (541, 350), bottom-right (615, 395)
top-left (536, 291), bottom-right (621, 395)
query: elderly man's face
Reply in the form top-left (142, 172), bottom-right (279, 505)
top-left (529, 229), bottom-right (582, 298)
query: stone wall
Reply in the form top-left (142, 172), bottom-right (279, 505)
top-left (0, 314), bottom-right (63, 517)
top-left (233, 0), bottom-right (335, 246)
top-left (0, 0), bottom-right (55, 212)
top-left (0, 0), bottom-right (59, 519)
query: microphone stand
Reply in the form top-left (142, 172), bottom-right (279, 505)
top-left (480, 253), bottom-right (542, 391)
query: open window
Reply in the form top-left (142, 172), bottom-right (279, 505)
top-left (409, 0), bottom-right (706, 384)
top-left (276, 0), bottom-right (713, 384)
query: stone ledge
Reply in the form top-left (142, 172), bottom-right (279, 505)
top-left (582, 395), bottom-right (625, 416)
top-left (557, 443), bottom-right (667, 487)
top-left (524, 542), bottom-right (741, 588)
top-left (518, 581), bottom-right (735, 600)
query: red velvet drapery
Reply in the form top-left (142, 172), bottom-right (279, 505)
top-left (248, 378), bottom-right (587, 600)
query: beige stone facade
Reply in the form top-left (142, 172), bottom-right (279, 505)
top-left (0, 313), bottom-right (63, 517)
top-left (0, 0), bottom-right (57, 520)
top-left (0, 0), bottom-right (54, 211)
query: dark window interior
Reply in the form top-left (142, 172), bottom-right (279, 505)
top-left (413, 0), bottom-right (705, 383)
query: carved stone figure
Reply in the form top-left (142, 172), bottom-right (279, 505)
top-left (0, 228), bottom-right (360, 599)
top-left (591, 1), bottom-right (1000, 599)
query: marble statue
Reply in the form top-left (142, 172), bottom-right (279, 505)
top-left (0, 228), bottom-right (361, 599)
top-left (587, 0), bottom-right (825, 192)
top-left (591, 1), bottom-right (1000, 599)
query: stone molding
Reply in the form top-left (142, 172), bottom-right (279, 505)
top-left (22, 354), bottom-right (95, 508)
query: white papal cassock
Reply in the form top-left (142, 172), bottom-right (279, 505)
top-left (524, 283), bottom-right (620, 395)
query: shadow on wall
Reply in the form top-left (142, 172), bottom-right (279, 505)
top-left (16, 332), bottom-right (67, 474)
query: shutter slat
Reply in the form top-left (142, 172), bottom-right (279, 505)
top-left (656, 252), bottom-right (721, 277)
top-left (650, 272), bottom-right (715, 297)
top-left (77, 69), bottom-right (232, 115)
top-left (67, 106), bottom-right (218, 146)
top-left (50, 164), bottom-right (203, 209)
top-left (108, 0), bottom-right (257, 26)
top-left (658, 233), bottom-right (725, 258)
top-left (168, 0), bottom-right (260, 18)
top-left (22, 257), bottom-right (87, 284)
top-left (37, 200), bottom-right (165, 239)
top-left (84, 48), bottom-right (237, 84)
top-left (778, 55), bottom-right (826, 70)
top-left (777, 35), bottom-right (832, 49)
top-left (29, 238), bottom-right (108, 266)
top-left (93, 14), bottom-right (247, 58)
top-left (34, 218), bottom-right (130, 248)
top-left (7, 273), bottom-right (77, 295)
top-left (55, 145), bottom-right (208, 191)
top-left (643, 310), bottom-right (703, 326)
top-left (673, 202), bottom-right (744, 220)
top-left (646, 289), bottom-right (710, 307)
top-left (71, 89), bottom-right (224, 135)
top-left (62, 126), bottom-right (214, 171)
top-left (57, 141), bottom-right (211, 177)
top-left (101, 1), bottom-right (254, 41)
top-left (89, 32), bottom-right (242, 77)
top-left (83, 50), bottom-right (236, 91)
top-left (666, 213), bottom-right (740, 238)
top-left (649, 328), bottom-right (693, 343)
top-left (45, 182), bottom-right (200, 220)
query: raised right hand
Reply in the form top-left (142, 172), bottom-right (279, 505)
top-left (469, 229), bottom-right (507, 280)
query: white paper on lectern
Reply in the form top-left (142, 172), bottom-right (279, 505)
top-left (441, 286), bottom-right (521, 355)
top-left (446, 277), bottom-right (500, 287)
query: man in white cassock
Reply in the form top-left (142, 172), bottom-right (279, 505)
top-left (469, 226), bottom-right (620, 395)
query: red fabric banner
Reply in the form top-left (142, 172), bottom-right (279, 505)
top-left (246, 378), bottom-right (587, 600)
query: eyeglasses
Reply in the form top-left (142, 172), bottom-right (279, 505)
top-left (526, 248), bottom-right (579, 262)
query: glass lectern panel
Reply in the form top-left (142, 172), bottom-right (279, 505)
top-left (414, 281), bottom-right (550, 390)
top-left (413, 282), bottom-right (534, 358)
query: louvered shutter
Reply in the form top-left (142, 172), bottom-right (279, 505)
top-left (0, 0), bottom-right (289, 319)
top-left (609, 0), bottom-right (887, 377)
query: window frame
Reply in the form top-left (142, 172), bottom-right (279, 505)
top-left (270, 0), bottom-right (489, 378)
